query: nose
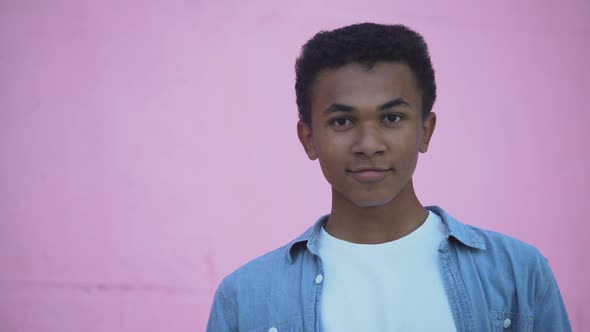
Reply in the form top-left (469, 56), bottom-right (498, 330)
top-left (351, 123), bottom-right (387, 157)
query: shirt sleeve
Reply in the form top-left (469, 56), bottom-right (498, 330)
top-left (533, 258), bottom-right (572, 331)
top-left (206, 280), bottom-right (237, 332)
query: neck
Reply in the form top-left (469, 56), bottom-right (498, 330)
top-left (326, 179), bottom-right (428, 244)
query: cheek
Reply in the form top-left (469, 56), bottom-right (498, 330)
top-left (314, 132), bottom-right (347, 159)
top-left (389, 130), bottom-right (421, 164)
top-left (386, 125), bottom-right (421, 147)
top-left (315, 140), bottom-right (347, 181)
top-left (317, 149), bottom-right (342, 174)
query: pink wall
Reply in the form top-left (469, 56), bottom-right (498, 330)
top-left (1, 0), bottom-right (588, 330)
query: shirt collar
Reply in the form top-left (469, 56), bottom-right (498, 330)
top-left (285, 205), bottom-right (486, 264)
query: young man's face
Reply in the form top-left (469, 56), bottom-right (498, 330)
top-left (297, 62), bottom-right (436, 208)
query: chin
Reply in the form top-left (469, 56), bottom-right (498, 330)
top-left (350, 194), bottom-right (396, 208)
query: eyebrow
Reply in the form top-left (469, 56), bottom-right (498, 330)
top-left (322, 98), bottom-right (410, 115)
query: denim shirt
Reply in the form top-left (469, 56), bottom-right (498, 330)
top-left (207, 206), bottom-right (571, 332)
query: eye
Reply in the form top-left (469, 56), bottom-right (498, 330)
top-left (384, 114), bottom-right (401, 124)
top-left (330, 117), bottom-right (352, 127)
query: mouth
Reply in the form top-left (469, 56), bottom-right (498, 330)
top-left (347, 168), bottom-right (392, 183)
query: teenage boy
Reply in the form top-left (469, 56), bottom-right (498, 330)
top-left (207, 23), bottom-right (571, 332)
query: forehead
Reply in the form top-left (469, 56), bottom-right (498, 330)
top-left (310, 62), bottom-right (420, 111)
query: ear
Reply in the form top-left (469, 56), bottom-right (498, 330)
top-left (297, 120), bottom-right (318, 160)
top-left (419, 112), bottom-right (436, 153)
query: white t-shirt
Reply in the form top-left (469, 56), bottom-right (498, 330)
top-left (317, 211), bottom-right (457, 331)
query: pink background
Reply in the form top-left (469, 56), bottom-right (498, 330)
top-left (1, 0), bottom-right (589, 331)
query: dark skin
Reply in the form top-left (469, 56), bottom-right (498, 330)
top-left (297, 62), bottom-right (437, 244)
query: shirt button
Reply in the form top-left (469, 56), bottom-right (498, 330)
top-left (315, 274), bottom-right (323, 284)
top-left (268, 327), bottom-right (278, 332)
top-left (503, 318), bottom-right (511, 328)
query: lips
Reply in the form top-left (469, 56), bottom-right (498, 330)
top-left (349, 167), bottom-right (391, 172)
top-left (348, 168), bottom-right (391, 183)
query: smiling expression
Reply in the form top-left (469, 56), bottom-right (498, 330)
top-left (297, 61), bottom-right (436, 207)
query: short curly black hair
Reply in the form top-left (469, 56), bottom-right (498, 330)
top-left (295, 23), bottom-right (436, 125)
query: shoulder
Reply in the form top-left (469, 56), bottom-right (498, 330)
top-left (431, 205), bottom-right (552, 289)
top-left (208, 242), bottom-right (302, 330)
top-left (211, 241), bottom-right (309, 328)
top-left (216, 242), bottom-right (297, 297)
top-left (229, 243), bottom-right (290, 279)
top-left (217, 217), bottom-right (324, 295)
top-left (443, 218), bottom-right (570, 328)
top-left (431, 206), bottom-right (549, 268)
top-left (457, 223), bottom-right (553, 297)
top-left (467, 223), bottom-right (548, 265)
